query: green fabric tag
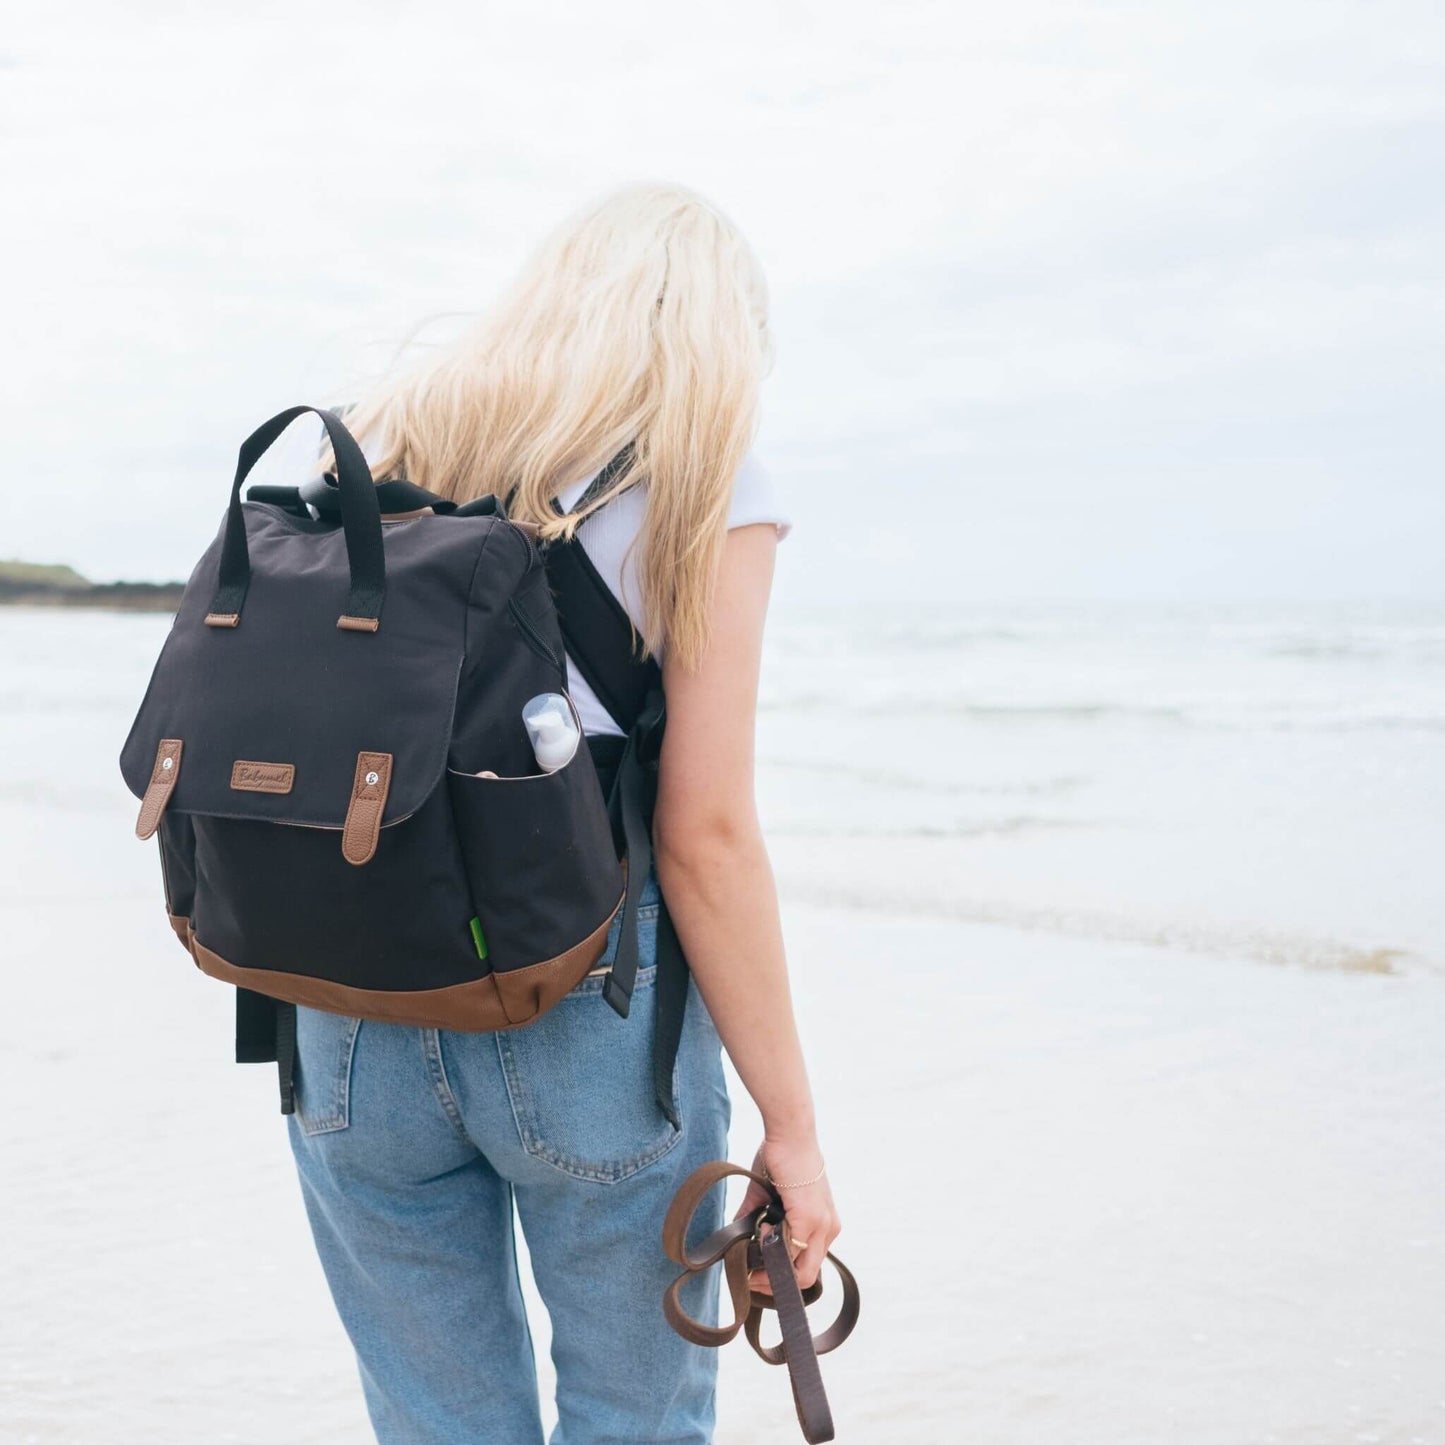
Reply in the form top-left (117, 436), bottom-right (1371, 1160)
top-left (469, 916), bottom-right (488, 960)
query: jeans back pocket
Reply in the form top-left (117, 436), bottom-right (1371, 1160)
top-left (294, 1007), bottom-right (363, 1136)
top-left (496, 903), bottom-right (681, 1182)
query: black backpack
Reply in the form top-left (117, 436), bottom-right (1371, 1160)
top-left (120, 406), bottom-right (687, 1119)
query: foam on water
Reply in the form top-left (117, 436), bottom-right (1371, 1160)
top-left (755, 600), bottom-right (1445, 975)
top-left (3, 601), bottom-right (1439, 975)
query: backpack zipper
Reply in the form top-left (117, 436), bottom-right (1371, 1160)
top-left (508, 598), bottom-right (563, 672)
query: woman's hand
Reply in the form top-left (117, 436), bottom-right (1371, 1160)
top-left (735, 1136), bottom-right (841, 1292)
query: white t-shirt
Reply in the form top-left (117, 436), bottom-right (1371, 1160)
top-left (555, 454), bottom-right (791, 736)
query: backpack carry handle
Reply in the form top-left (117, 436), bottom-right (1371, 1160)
top-left (205, 406), bottom-right (386, 632)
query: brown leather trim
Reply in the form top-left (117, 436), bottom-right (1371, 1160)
top-left (168, 913), bottom-right (191, 948)
top-left (341, 751), bottom-right (392, 865)
top-left (336, 614), bottom-right (380, 633)
top-left (136, 738), bottom-right (183, 840)
top-left (178, 901), bottom-right (619, 1030)
top-left (380, 507), bottom-right (435, 522)
top-left (204, 612), bottom-right (240, 628)
top-left (230, 760), bottom-right (295, 794)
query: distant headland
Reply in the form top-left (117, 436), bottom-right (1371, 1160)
top-left (0, 560), bottom-right (184, 612)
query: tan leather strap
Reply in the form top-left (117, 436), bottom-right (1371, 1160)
top-left (661, 1160), bottom-right (860, 1444)
top-left (135, 739), bottom-right (183, 840)
top-left (662, 1162), bottom-right (759, 1349)
top-left (341, 751), bottom-right (392, 865)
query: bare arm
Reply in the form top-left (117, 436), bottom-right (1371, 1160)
top-left (653, 523), bottom-right (840, 1285)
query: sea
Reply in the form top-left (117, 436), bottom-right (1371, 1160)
top-left (757, 600), bottom-right (1445, 978)
top-left (3, 598), bottom-right (1441, 979)
top-left (2, 600), bottom-right (1442, 1444)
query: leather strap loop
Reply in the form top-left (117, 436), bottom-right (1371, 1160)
top-left (661, 1161), bottom-right (859, 1444)
top-left (340, 751), bottom-right (392, 865)
top-left (135, 738), bottom-right (183, 840)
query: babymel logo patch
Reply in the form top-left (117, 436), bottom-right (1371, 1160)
top-left (230, 760), bottom-right (296, 794)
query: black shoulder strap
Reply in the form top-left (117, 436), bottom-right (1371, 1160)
top-left (541, 452), bottom-right (688, 1124)
top-left (542, 447), bottom-right (660, 734)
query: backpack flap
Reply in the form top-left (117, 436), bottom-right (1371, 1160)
top-left (119, 504), bottom-right (475, 848)
top-left (122, 403), bottom-right (483, 848)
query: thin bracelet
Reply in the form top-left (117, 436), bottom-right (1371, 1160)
top-left (763, 1160), bottom-right (827, 1191)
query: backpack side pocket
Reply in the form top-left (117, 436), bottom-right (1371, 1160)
top-left (447, 727), bottom-right (623, 1024)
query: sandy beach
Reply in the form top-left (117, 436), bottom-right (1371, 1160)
top-left (3, 607), bottom-right (1442, 1443)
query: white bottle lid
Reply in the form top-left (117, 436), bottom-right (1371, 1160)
top-left (522, 693), bottom-right (580, 772)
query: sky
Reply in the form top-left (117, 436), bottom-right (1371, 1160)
top-left (2, 0), bottom-right (1442, 606)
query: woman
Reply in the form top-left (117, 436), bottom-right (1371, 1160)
top-left (287, 184), bottom-right (839, 1444)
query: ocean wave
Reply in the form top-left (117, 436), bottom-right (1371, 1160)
top-left (1265, 642), bottom-right (1392, 662)
top-left (768, 816), bottom-right (1086, 840)
top-left (759, 758), bottom-right (1086, 797)
top-left (775, 874), bottom-right (1431, 979)
top-left (922, 701), bottom-right (1189, 723)
top-left (760, 688), bottom-right (1445, 734)
top-left (759, 693), bottom-right (1192, 724)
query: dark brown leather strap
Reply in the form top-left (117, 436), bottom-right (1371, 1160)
top-left (744, 1246), bottom-right (859, 1363)
top-left (661, 1160), bottom-right (860, 1444)
top-left (758, 1227), bottom-right (833, 1440)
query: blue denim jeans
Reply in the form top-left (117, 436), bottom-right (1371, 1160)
top-left (287, 875), bottom-right (731, 1445)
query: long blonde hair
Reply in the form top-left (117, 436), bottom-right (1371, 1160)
top-left (332, 183), bottom-right (771, 669)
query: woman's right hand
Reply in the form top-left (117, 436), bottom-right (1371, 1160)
top-left (735, 1136), bottom-right (841, 1291)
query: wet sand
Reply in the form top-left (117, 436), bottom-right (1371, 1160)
top-left (3, 885), bottom-right (1442, 1442)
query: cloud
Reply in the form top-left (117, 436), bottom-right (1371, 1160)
top-left (2, 0), bottom-right (1441, 602)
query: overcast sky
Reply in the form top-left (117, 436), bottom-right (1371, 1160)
top-left (3, 1), bottom-right (1441, 605)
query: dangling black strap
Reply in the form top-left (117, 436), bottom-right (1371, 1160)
top-left (235, 987), bottom-right (279, 1063)
top-left (602, 690), bottom-right (664, 1019)
top-left (274, 1003), bottom-right (297, 1115)
top-left (597, 688), bottom-right (684, 1126)
top-left (652, 901), bottom-right (688, 1129)
top-left (234, 987), bottom-right (296, 1115)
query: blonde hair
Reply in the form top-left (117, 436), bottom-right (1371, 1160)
top-left (332, 183), bottom-right (771, 669)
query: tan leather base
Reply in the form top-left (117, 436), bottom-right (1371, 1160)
top-left (169, 902), bottom-right (619, 1030)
